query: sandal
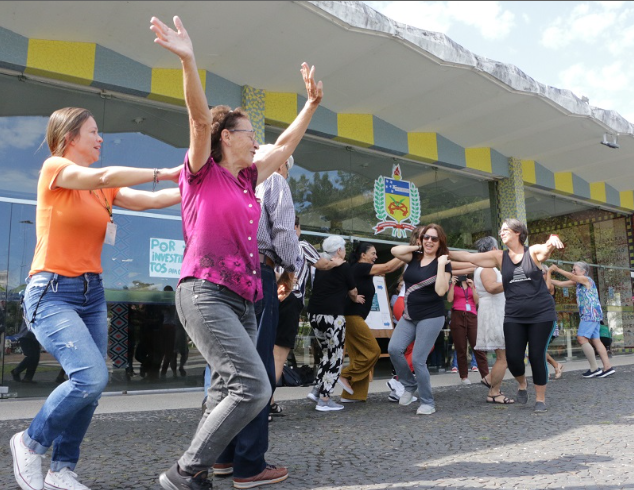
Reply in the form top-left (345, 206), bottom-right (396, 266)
top-left (486, 394), bottom-right (515, 404)
top-left (270, 402), bottom-right (284, 415)
top-left (554, 363), bottom-right (564, 379)
top-left (480, 377), bottom-right (491, 388)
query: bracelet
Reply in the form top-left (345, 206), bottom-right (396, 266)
top-left (152, 168), bottom-right (159, 192)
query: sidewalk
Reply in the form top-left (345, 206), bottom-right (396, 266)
top-left (1, 353), bottom-right (630, 420)
top-left (1, 355), bottom-right (633, 489)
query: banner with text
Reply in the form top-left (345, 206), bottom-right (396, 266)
top-left (149, 237), bottom-right (185, 278)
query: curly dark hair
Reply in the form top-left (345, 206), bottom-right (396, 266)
top-left (209, 106), bottom-right (250, 163)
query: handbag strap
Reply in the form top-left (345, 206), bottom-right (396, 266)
top-left (402, 275), bottom-right (437, 321)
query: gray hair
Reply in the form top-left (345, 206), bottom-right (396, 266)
top-left (475, 236), bottom-right (498, 253)
top-left (574, 261), bottom-right (590, 275)
top-left (503, 218), bottom-right (528, 245)
top-left (322, 235), bottom-right (345, 259)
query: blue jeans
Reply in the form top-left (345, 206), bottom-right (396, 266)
top-left (177, 278), bottom-right (271, 475)
top-left (21, 272), bottom-right (109, 471)
top-left (388, 316), bottom-right (445, 407)
top-left (216, 264), bottom-right (278, 478)
top-left (452, 350), bottom-right (477, 369)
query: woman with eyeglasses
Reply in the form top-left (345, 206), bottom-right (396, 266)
top-left (388, 223), bottom-right (452, 415)
top-left (151, 16), bottom-right (322, 489)
top-left (449, 218), bottom-right (564, 413)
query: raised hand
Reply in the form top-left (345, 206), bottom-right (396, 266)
top-left (150, 16), bottom-right (194, 61)
top-left (547, 234), bottom-right (565, 250)
top-left (438, 254), bottom-right (450, 267)
top-left (300, 62), bottom-right (323, 107)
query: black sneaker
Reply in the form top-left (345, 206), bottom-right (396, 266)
top-left (582, 368), bottom-right (603, 378)
top-left (598, 367), bottom-right (615, 378)
top-left (159, 463), bottom-right (212, 490)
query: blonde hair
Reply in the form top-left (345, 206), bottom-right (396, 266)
top-left (46, 107), bottom-right (94, 157)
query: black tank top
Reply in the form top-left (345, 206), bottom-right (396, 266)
top-left (501, 246), bottom-right (556, 323)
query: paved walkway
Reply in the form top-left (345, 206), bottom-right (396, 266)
top-left (1, 355), bottom-right (633, 489)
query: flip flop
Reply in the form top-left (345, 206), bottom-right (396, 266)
top-left (486, 394), bottom-right (515, 404)
top-left (554, 363), bottom-right (564, 379)
top-left (480, 378), bottom-right (491, 388)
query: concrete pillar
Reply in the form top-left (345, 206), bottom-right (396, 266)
top-left (494, 156), bottom-right (527, 239)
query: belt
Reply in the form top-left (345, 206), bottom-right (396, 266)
top-left (259, 252), bottom-right (275, 268)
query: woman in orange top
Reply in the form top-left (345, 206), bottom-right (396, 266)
top-left (10, 107), bottom-right (181, 490)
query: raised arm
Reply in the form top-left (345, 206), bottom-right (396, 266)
top-left (435, 255), bottom-right (451, 296)
top-left (391, 244), bottom-right (420, 263)
top-left (55, 164), bottom-right (182, 191)
top-left (449, 249), bottom-right (502, 269)
top-left (313, 256), bottom-right (344, 271)
top-left (113, 187), bottom-right (181, 211)
top-left (254, 63), bottom-right (323, 185)
top-left (370, 258), bottom-right (404, 276)
top-left (466, 278), bottom-right (479, 305)
top-left (530, 234), bottom-right (565, 264)
top-left (151, 16), bottom-right (211, 174)
top-left (549, 264), bottom-right (586, 288)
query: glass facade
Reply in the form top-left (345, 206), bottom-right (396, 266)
top-left (1, 70), bottom-right (633, 397)
top-left (526, 189), bottom-right (634, 359)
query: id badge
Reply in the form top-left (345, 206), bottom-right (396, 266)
top-left (466, 303), bottom-right (472, 312)
top-left (104, 221), bottom-right (117, 245)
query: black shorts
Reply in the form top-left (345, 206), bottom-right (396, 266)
top-left (275, 294), bottom-right (304, 348)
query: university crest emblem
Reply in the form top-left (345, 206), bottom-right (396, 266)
top-left (373, 164), bottom-right (420, 238)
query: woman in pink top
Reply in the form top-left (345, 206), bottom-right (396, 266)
top-left (151, 16), bottom-right (323, 490)
top-left (447, 274), bottom-right (490, 385)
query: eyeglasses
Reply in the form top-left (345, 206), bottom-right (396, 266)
top-left (422, 234), bottom-right (439, 243)
top-left (228, 129), bottom-right (257, 142)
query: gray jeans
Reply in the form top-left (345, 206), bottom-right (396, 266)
top-left (388, 315), bottom-right (445, 407)
top-left (175, 279), bottom-right (271, 474)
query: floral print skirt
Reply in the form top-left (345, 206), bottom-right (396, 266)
top-left (308, 313), bottom-right (346, 398)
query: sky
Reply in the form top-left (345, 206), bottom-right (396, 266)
top-left (363, 1), bottom-right (634, 124)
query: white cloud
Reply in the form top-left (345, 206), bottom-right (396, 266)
top-left (0, 117), bottom-right (47, 152)
top-left (558, 60), bottom-right (634, 114)
top-left (365, 1), bottom-right (515, 40)
top-left (541, 3), bottom-right (617, 48)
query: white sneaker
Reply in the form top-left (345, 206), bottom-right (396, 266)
top-left (461, 378), bottom-right (472, 385)
top-left (44, 468), bottom-right (90, 490)
top-left (306, 387), bottom-right (319, 403)
top-left (416, 404), bottom-right (436, 415)
top-left (339, 397), bottom-right (362, 403)
top-left (11, 431), bottom-right (44, 490)
top-left (399, 390), bottom-right (417, 406)
top-left (315, 399), bottom-right (344, 411)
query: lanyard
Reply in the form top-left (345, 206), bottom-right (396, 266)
top-left (90, 189), bottom-right (113, 223)
top-left (461, 284), bottom-right (469, 302)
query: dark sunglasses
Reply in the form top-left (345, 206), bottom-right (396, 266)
top-left (422, 234), bottom-right (439, 243)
